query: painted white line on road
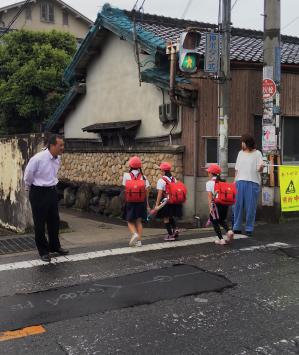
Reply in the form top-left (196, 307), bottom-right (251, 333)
top-left (240, 242), bottom-right (289, 251)
top-left (0, 235), bottom-right (249, 272)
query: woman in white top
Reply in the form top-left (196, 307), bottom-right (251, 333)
top-left (233, 134), bottom-right (264, 236)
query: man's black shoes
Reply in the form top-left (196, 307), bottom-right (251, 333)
top-left (50, 248), bottom-right (69, 256)
top-left (41, 254), bottom-right (51, 262)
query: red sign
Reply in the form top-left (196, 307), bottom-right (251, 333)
top-left (262, 79), bottom-right (276, 99)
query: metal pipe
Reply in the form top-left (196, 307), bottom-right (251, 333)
top-left (193, 106), bottom-right (199, 218)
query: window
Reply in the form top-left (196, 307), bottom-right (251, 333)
top-left (40, 2), bottom-right (54, 23)
top-left (206, 137), bottom-right (240, 165)
top-left (62, 11), bottom-right (68, 26)
top-left (283, 117), bottom-right (299, 163)
top-left (25, 5), bottom-right (32, 20)
top-left (255, 115), bottom-right (299, 163)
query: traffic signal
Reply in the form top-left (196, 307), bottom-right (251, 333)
top-left (179, 30), bottom-right (201, 73)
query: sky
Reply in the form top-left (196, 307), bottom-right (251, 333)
top-left (1, 0), bottom-right (299, 37)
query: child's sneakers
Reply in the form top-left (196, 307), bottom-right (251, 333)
top-left (173, 229), bottom-right (180, 239)
top-left (164, 234), bottom-right (175, 241)
top-left (226, 230), bottom-right (234, 243)
top-left (136, 240), bottom-right (142, 247)
top-left (215, 238), bottom-right (227, 245)
top-left (129, 233), bottom-right (139, 247)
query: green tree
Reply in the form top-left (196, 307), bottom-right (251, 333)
top-left (0, 30), bottom-right (76, 134)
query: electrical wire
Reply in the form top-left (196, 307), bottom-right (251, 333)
top-left (231, 0), bottom-right (239, 11)
top-left (181, 0), bottom-right (193, 19)
top-left (0, 0), bottom-right (32, 39)
top-left (282, 16), bottom-right (299, 30)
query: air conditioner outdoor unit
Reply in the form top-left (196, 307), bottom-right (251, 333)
top-left (159, 104), bottom-right (168, 124)
top-left (165, 102), bottom-right (178, 122)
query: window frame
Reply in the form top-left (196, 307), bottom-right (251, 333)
top-left (255, 115), bottom-right (299, 164)
top-left (282, 116), bottom-right (299, 165)
top-left (25, 5), bottom-right (32, 20)
top-left (40, 2), bottom-right (55, 23)
top-left (204, 136), bottom-right (241, 167)
top-left (62, 10), bottom-right (69, 26)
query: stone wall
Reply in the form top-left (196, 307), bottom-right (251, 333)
top-left (58, 147), bottom-right (184, 187)
top-left (57, 146), bottom-right (184, 218)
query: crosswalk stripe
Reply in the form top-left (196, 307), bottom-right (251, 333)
top-left (0, 234), bottom-right (249, 272)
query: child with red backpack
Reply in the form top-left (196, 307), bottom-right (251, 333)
top-left (122, 156), bottom-right (150, 247)
top-left (155, 162), bottom-right (187, 241)
top-left (206, 164), bottom-right (235, 245)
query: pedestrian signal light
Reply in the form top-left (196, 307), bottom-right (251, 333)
top-left (179, 30), bottom-right (201, 73)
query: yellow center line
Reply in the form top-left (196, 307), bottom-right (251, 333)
top-left (0, 325), bottom-right (46, 342)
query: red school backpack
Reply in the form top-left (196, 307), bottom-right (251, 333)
top-left (214, 180), bottom-right (237, 206)
top-left (125, 173), bottom-right (146, 203)
top-left (162, 176), bottom-right (187, 204)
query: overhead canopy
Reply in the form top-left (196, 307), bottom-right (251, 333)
top-left (82, 120), bottom-right (141, 133)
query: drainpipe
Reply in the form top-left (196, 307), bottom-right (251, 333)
top-left (193, 105), bottom-right (199, 222)
top-left (169, 44), bottom-right (177, 102)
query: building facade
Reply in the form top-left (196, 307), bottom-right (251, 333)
top-left (46, 4), bottom-right (299, 220)
top-left (0, 0), bottom-right (92, 41)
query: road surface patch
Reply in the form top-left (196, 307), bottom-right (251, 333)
top-left (279, 246), bottom-right (299, 258)
top-left (0, 264), bottom-right (235, 332)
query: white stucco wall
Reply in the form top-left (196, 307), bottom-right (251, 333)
top-left (64, 34), bottom-right (181, 139)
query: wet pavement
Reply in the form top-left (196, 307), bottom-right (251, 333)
top-left (0, 219), bottom-right (298, 354)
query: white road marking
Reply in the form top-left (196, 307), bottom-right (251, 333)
top-left (240, 242), bottom-right (289, 251)
top-left (0, 234), bottom-right (248, 272)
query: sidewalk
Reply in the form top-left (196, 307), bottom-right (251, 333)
top-left (59, 209), bottom-right (172, 250)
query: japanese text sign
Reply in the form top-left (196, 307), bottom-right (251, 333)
top-left (279, 166), bottom-right (299, 212)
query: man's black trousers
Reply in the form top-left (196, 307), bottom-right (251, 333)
top-left (29, 185), bottom-right (61, 256)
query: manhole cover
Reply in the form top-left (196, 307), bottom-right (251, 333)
top-left (0, 236), bottom-right (36, 255)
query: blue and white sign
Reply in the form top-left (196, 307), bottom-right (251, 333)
top-left (204, 32), bottom-right (220, 73)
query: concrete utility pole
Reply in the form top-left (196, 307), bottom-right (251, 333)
top-left (219, 0), bottom-right (231, 177)
top-left (262, 0), bottom-right (281, 191)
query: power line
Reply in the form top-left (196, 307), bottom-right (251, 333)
top-left (181, 0), bottom-right (193, 19)
top-left (282, 16), bottom-right (299, 30)
top-left (231, 0), bottom-right (239, 11)
top-left (0, 0), bottom-right (32, 40)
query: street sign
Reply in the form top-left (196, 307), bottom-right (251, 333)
top-left (262, 125), bottom-right (277, 152)
top-left (279, 166), bottom-right (299, 212)
top-left (204, 32), bottom-right (219, 73)
top-left (262, 78), bottom-right (276, 100)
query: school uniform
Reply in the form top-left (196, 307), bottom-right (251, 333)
top-left (156, 176), bottom-right (183, 218)
top-left (206, 177), bottom-right (230, 239)
top-left (122, 170), bottom-right (150, 222)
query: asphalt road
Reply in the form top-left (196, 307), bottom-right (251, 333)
top-left (0, 222), bottom-right (298, 355)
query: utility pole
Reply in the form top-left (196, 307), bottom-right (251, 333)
top-left (262, 0), bottom-right (281, 200)
top-left (219, 0), bottom-right (231, 178)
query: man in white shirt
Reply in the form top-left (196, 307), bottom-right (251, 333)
top-left (24, 135), bottom-right (69, 262)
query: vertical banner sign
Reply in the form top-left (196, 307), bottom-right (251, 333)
top-left (204, 32), bottom-right (219, 73)
top-left (262, 77), bottom-right (277, 153)
top-left (279, 166), bottom-right (299, 212)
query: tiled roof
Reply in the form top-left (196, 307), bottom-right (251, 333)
top-left (121, 9), bottom-right (299, 65)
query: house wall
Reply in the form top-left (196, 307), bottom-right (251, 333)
top-left (181, 67), bottom-right (299, 219)
top-left (0, 134), bottom-right (44, 232)
top-left (0, 0), bottom-right (90, 39)
top-left (63, 34), bottom-right (181, 140)
top-left (182, 68), bottom-right (299, 177)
